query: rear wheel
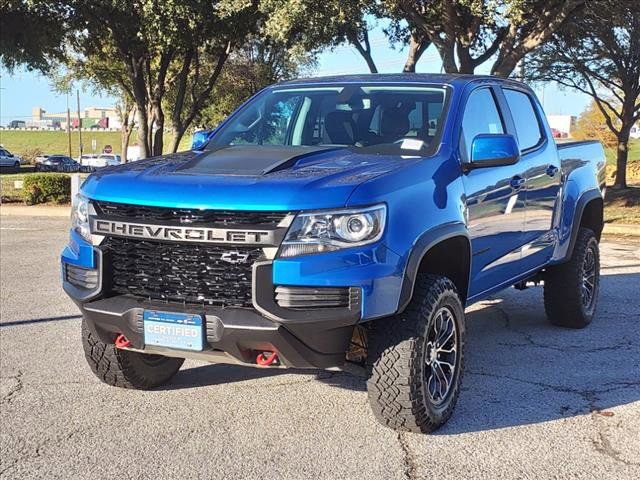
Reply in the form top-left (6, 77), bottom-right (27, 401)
top-left (81, 319), bottom-right (184, 389)
top-left (544, 228), bottom-right (600, 328)
top-left (366, 274), bottom-right (465, 433)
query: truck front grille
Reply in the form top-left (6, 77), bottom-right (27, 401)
top-left (103, 237), bottom-right (263, 307)
top-left (93, 201), bottom-right (289, 227)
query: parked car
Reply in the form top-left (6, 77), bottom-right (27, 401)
top-left (35, 154), bottom-right (50, 167)
top-left (61, 74), bottom-right (605, 433)
top-left (78, 154), bottom-right (99, 166)
top-left (97, 153), bottom-right (122, 166)
top-left (0, 147), bottom-right (22, 167)
top-left (79, 153), bottom-right (121, 169)
top-left (36, 155), bottom-right (80, 172)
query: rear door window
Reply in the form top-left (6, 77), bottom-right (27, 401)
top-left (503, 89), bottom-right (543, 151)
top-left (460, 88), bottom-right (505, 162)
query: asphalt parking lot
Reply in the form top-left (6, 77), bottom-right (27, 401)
top-left (1, 215), bottom-right (639, 479)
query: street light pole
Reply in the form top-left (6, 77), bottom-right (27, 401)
top-left (76, 90), bottom-right (83, 158)
top-left (66, 93), bottom-right (72, 157)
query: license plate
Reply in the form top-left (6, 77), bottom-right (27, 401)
top-left (143, 310), bottom-right (204, 351)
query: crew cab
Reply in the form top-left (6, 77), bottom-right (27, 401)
top-left (61, 74), bottom-right (605, 433)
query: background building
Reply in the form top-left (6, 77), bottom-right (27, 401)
top-left (30, 106), bottom-right (121, 130)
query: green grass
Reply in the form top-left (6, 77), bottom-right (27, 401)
top-left (604, 138), bottom-right (640, 166)
top-left (604, 186), bottom-right (640, 225)
top-left (0, 130), bottom-right (192, 161)
top-left (0, 130), bottom-right (123, 159)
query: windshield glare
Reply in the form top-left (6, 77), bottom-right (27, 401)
top-left (210, 85), bottom-right (447, 153)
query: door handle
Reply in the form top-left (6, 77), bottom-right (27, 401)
top-left (510, 175), bottom-right (525, 190)
top-left (546, 165), bottom-right (559, 177)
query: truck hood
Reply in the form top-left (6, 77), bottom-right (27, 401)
top-left (81, 146), bottom-right (417, 210)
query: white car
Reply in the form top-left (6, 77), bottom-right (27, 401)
top-left (79, 153), bottom-right (121, 168)
top-left (98, 154), bottom-right (122, 166)
top-left (0, 147), bottom-right (21, 167)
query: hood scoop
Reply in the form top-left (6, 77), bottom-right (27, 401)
top-left (175, 145), bottom-right (341, 176)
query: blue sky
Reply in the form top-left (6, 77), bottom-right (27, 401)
top-left (0, 25), bottom-right (591, 125)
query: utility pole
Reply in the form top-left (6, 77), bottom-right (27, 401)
top-left (66, 93), bottom-right (72, 157)
top-left (76, 90), bottom-right (83, 158)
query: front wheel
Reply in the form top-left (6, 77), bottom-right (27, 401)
top-left (544, 227), bottom-right (600, 328)
top-left (81, 319), bottom-right (184, 389)
top-left (366, 274), bottom-right (465, 433)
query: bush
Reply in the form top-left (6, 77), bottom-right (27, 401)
top-left (19, 147), bottom-right (43, 165)
top-left (22, 173), bottom-right (71, 205)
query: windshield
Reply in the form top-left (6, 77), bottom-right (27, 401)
top-left (210, 84), bottom-right (448, 154)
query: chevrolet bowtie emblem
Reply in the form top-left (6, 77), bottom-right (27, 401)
top-left (220, 251), bottom-right (250, 264)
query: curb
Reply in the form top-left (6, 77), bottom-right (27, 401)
top-left (0, 204), bottom-right (71, 217)
top-left (602, 223), bottom-right (640, 237)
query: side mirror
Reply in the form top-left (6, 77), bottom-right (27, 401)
top-left (468, 134), bottom-right (520, 169)
top-left (191, 130), bottom-right (211, 151)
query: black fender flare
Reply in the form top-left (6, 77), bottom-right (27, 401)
top-left (396, 222), bottom-right (471, 313)
top-left (564, 188), bottom-right (604, 262)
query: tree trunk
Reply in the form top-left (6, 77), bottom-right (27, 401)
top-left (170, 125), bottom-right (186, 153)
top-left (613, 126), bottom-right (632, 189)
top-left (433, 43), bottom-right (458, 73)
top-left (121, 127), bottom-right (132, 163)
top-left (403, 34), bottom-right (430, 73)
top-left (348, 30), bottom-right (378, 73)
top-left (135, 104), bottom-right (150, 159)
top-left (152, 101), bottom-right (164, 156)
top-left (127, 57), bottom-right (151, 159)
top-left (491, 54), bottom-right (520, 78)
top-left (456, 45), bottom-right (475, 74)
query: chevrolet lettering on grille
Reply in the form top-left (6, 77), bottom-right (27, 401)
top-left (91, 218), bottom-right (277, 245)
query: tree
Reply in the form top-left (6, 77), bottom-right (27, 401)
top-left (194, 38), bottom-right (316, 130)
top-left (0, 1), bottom-right (67, 72)
top-left (259, 0), bottom-right (383, 74)
top-left (115, 99), bottom-right (136, 162)
top-left (573, 101), bottom-right (618, 150)
top-left (59, 0), bottom-right (260, 158)
top-left (528, 0), bottom-right (640, 189)
top-left (385, 0), bottom-right (585, 77)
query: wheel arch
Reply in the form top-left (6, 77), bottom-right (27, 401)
top-left (397, 223), bottom-right (471, 312)
top-left (567, 190), bottom-right (604, 259)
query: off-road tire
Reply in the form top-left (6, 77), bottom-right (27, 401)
top-left (81, 319), bottom-right (184, 389)
top-left (366, 274), bottom-right (465, 433)
top-left (544, 228), bottom-right (600, 329)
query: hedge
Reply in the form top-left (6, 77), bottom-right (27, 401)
top-left (22, 173), bottom-right (71, 205)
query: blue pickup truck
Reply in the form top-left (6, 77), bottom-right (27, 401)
top-left (62, 74), bottom-right (605, 433)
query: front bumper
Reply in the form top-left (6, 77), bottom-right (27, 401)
top-left (62, 229), bottom-right (403, 369)
top-left (76, 292), bottom-right (359, 369)
top-left (65, 255), bottom-right (363, 369)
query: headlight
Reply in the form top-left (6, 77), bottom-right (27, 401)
top-left (278, 204), bottom-right (386, 258)
top-left (71, 194), bottom-right (91, 241)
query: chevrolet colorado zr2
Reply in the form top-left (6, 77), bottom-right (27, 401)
top-left (61, 74), bottom-right (605, 433)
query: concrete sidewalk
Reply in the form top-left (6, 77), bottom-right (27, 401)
top-left (603, 222), bottom-right (640, 236)
top-left (0, 204), bottom-right (70, 217)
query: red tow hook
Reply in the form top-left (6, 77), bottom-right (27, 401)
top-left (115, 334), bottom-right (131, 349)
top-left (256, 351), bottom-right (278, 366)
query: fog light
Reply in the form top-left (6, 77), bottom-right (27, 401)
top-left (65, 264), bottom-right (98, 290)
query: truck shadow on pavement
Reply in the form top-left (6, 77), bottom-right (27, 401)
top-left (165, 271), bottom-right (640, 433)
